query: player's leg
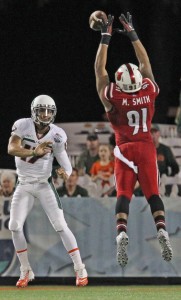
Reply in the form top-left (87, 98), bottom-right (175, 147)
top-left (138, 145), bottom-right (173, 261)
top-left (9, 183), bottom-right (35, 287)
top-left (114, 157), bottom-right (137, 267)
top-left (38, 181), bottom-right (88, 286)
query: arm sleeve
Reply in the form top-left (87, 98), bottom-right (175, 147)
top-left (54, 148), bottom-right (72, 177)
top-left (52, 128), bottom-right (72, 176)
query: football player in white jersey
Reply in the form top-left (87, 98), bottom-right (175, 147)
top-left (8, 95), bottom-right (88, 288)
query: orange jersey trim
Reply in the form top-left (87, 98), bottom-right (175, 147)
top-left (68, 248), bottom-right (79, 254)
top-left (16, 248), bottom-right (27, 254)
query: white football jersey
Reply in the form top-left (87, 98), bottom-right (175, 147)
top-left (11, 118), bottom-right (72, 179)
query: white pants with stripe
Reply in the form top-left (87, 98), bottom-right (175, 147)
top-left (9, 181), bottom-right (67, 232)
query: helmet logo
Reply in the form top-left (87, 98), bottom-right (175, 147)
top-left (115, 64), bottom-right (142, 93)
top-left (116, 72), bottom-right (123, 81)
top-left (35, 104), bottom-right (56, 109)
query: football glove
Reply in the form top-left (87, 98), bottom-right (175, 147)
top-left (100, 14), bottom-right (114, 45)
top-left (115, 12), bottom-right (138, 42)
top-left (100, 14), bottom-right (114, 35)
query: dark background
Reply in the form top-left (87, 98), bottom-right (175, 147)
top-left (0, 0), bottom-right (181, 168)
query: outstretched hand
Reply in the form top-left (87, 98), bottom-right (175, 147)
top-left (116, 12), bottom-right (134, 34)
top-left (100, 14), bottom-right (114, 36)
top-left (114, 12), bottom-right (138, 42)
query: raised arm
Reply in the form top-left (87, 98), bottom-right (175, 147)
top-left (94, 15), bottom-right (114, 112)
top-left (116, 12), bottom-right (155, 82)
top-left (132, 40), bottom-right (155, 82)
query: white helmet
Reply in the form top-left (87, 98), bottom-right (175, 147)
top-left (115, 63), bottom-right (142, 93)
top-left (31, 95), bottom-right (57, 125)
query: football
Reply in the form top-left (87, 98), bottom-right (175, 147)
top-left (89, 10), bottom-right (108, 31)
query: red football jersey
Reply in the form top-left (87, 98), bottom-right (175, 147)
top-left (105, 78), bottom-right (159, 145)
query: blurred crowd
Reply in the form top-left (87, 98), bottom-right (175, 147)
top-left (52, 124), bottom-right (181, 198)
top-left (1, 123), bottom-right (181, 200)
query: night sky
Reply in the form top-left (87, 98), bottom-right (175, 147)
top-left (0, 0), bottom-right (181, 168)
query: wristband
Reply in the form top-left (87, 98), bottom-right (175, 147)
top-left (100, 34), bottom-right (111, 45)
top-left (128, 30), bottom-right (139, 42)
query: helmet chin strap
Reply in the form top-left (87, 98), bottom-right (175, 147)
top-left (38, 121), bottom-right (50, 129)
top-left (35, 118), bottom-right (51, 129)
top-left (40, 122), bottom-right (49, 127)
top-left (37, 116), bottom-right (52, 126)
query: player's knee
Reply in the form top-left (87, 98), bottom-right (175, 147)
top-left (115, 195), bottom-right (130, 215)
top-left (52, 219), bottom-right (68, 232)
top-left (148, 194), bottom-right (165, 214)
top-left (9, 219), bottom-right (22, 232)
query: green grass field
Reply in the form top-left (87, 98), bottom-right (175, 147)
top-left (0, 285), bottom-right (181, 300)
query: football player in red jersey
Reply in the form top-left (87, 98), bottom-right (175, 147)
top-left (94, 12), bottom-right (173, 267)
